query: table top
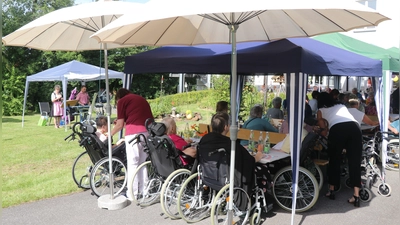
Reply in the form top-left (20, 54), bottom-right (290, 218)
top-left (258, 149), bottom-right (290, 164)
top-left (360, 123), bottom-right (378, 130)
top-left (390, 114), bottom-right (399, 121)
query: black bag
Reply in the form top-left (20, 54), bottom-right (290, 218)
top-left (147, 121), bottom-right (166, 136)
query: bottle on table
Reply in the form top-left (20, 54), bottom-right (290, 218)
top-left (184, 122), bottom-right (190, 139)
top-left (264, 131), bottom-right (270, 153)
top-left (257, 131), bottom-right (264, 152)
top-left (249, 129), bottom-right (255, 152)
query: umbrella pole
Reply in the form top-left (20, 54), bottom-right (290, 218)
top-left (227, 22), bottom-right (239, 225)
top-left (98, 43), bottom-right (127, 210)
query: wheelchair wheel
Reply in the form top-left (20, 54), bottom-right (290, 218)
top-left (359, 188), bottom-right (372, 202)
top-left (72, 151), bottom-right (92, 189)
top-left (385, 141), bottom-right (399, 171)
top-left (129, 161), bottom-right (162, 206)
top-left (177, 173), bottom-right (211, 223)
top-left (250, 212), bottom-right (261, 225)
top-left (160, 168), bottom-right (191, 219)
top-left (303, 161), bottom-right (323, 191)
top-left (90, 157), bottom-right (127, 197)
top-left (377, 183), bottom-right (391, 197)
top-left (272, 166), bottom-right (319, 212)
top-left (211, 184), bottom-right (251, 225)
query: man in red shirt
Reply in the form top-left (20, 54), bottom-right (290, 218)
top-left (110, 88), bottom-right (153, 201)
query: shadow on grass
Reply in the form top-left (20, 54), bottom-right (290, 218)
top-left (2, 117), bottom-right (23, 123)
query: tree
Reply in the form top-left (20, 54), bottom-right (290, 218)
top-left (2, 0), bottom-right (75, 115)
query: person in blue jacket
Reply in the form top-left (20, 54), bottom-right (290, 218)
top-left (241, 104), bottom-right (278, 146)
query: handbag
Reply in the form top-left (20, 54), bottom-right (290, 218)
top-left (38, 116), bottom-right (48, 126)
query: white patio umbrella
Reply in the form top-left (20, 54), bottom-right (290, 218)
top-left (2, 0), bottom-right (145, 210)
top-left (91, 0), bottom-right (389, 223)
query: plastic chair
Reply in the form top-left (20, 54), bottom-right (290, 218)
top-left (38, 102), bottom-right (53, 125)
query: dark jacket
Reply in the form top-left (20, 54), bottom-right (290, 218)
top-left (198, 132), bottom-right (255, 196)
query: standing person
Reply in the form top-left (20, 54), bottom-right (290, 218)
top-left (317, 92), bottom-right (363, 207)
top-left (110, 88), bottom-right (153, 201)
top-left (390, 87), bottom-right (399, 114)
top-left (309, 91), bottom-right (319, 117)
top-left (51, 85), bottom-right (63, 128)
top-left (75, 85), bottom-right (90, 106)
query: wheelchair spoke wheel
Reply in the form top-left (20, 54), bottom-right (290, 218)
top-left (211, 184), bottom-right (251, 225)
top-left (129, 161), bottom-right (162, 206)
top-left (385, 141), bottom-right (399, 171)
top-left (303, 160), bottom-right (323, 191)
top-left (72, 151), bottom-right (92, 189)
top-left (160, 169), bottom-right (191, 219)
top-left (359, 188), bottom-right (372, 202)
top-left (177, 173), bottom-right (211, 223)
top-left (272, 166), bottom-right (319, 212)
top-left (90, 157), bottom-right (127, 197)
top-left (377, 183), bottom-right (391, 197)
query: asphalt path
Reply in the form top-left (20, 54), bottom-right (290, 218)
top-left (2, 168), bottom-right (399, 225)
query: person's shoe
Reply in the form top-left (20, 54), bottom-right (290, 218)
top-left (325, 190), bottom-right (335, 200)
top-left (347, 195), bottom-right (360, 207)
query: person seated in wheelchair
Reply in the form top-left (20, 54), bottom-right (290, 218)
top-left (198, 112), bottom-right (272, 197)
top-left (162, 117), bottom-right (197, 166)
top-left (95, 116), bottom-right (124, 147)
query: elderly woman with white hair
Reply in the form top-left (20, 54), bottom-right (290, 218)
top-left (265, 97), bottom-right (284, 119)
top-left (162, 117), bottom-right (197, 166)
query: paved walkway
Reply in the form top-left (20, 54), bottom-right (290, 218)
top-left (2, 169), bottom-right (399, 225)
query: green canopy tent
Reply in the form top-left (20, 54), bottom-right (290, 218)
top-left (314, 33), bottom-right (399, 72)
top-left (314, 32), bottom-right (399, 179)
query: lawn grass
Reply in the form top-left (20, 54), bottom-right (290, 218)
top-left (1, 104), bottom-right (215, 208)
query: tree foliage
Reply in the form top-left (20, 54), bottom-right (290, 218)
top-left (1, 1), bottom-right (185, 116)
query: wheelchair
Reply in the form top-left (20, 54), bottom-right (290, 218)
top-left (65, 122), bottom-right (127, 197)
top-left (176, 145), bottom-right (270, 225)
top-left (268, 131), bottom-right (324, 213)
top-left (128, 120), bottom-right (194, 208)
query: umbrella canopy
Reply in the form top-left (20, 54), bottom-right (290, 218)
top-left (2, 0), bottom-right (143, 51)
top-left (91, 0), bottom-right (389, 222)
top-left (314, 32), bottom-right (400, 72)
top-left (91, 0), bottom-right (389, 46)
top-left (124, 38), bottom-right (382, 76)
top-left (3, 0), bottom-right (145, 206)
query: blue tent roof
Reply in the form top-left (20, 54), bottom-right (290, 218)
top-left (124, 38), bottom-right (382, 77)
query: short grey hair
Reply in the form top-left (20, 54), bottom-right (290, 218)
top-left (162, 117), bottom-right (176, 135)
top-left (272, 97), bottom-right (282, 108)
top-left (349, 99), bottom-right (359, 108)
top-left (250, 104), bottom-right (264, 118)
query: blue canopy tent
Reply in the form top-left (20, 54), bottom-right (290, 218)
top-left (124, 37), bottom-right (382, 212)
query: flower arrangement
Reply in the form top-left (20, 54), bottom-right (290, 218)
top-left (191, 124), bottom-right (208, 137)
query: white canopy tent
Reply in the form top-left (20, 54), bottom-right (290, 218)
top-left (22, 60), bottom-right (128, 128)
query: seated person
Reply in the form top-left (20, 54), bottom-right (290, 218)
top-left (347, 99), bottom-right (379, 126)
top-left (265, 97), bottom-right (284, 119)
top-left (95, 116), bottom-right (124, 146)
top-left (162, 117), bottom-right (197, 165)
top-left (388, 119), bottom-right (399, 135)
top-left (241, 104), bottom-right (278, 146)
top-left (216, 101), bottom-right (229, 114)
top-left (198, 112), bottom-right (271, 197)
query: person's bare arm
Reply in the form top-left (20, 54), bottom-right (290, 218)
top-left (388, 120), bottom-right (399, 135)
top-left (182, 146), bottom-right (197, 158)
top-left (362, 115), bottom-right (379, 126)
top-left (316, 110), bottom-right (328, 136)
top-left (110, 118), bottom-right (124, 136)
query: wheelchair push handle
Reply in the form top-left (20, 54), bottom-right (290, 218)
top-left (208, 148), bottom-right (226, 156)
